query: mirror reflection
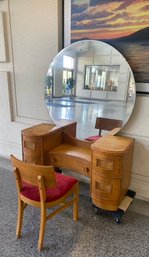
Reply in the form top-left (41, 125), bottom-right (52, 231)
top-left (84, 65), bottom-right (120, 92)
top-left (44, 40), bottom-right (136, 139)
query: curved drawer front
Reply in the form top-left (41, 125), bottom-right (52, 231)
top-left (23, 135), bottom-right (42, 155)
top-left (92, 196), bottom-right (119, 211)
top-left (23, 153), bottom-right (43, 165)
top-left (48, 153), bottom-right (90, 177)
top-left (22, 136), bottom-right (42, 164)
top-left (92, 152), bottom-right (122, 178)
top-left (91, 171), bottom-right (121, 203)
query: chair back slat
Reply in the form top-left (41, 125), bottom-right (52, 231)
top-left (10, 155), bottom-right (56, 188)
top-left (95, 117), bottom-right (123, 135)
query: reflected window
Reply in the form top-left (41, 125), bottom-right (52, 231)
top-left (63, 70), bottom-right (74, 95)
top-left (84, 65), bottom-right (120, 92)
top-left (63, 55), bottom-right (74, 69)
top-left (63, 56), bottom-right (74, 96)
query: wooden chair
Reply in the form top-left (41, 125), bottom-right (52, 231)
top-left (10, 155), bottom-right (79, 251)
top-left (85, 117), bottom-right (123, 141)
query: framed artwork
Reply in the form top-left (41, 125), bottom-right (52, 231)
top-left (63, 0), bottom-right (149, 93)
top-left (0, 11), bottom-right (6, 62)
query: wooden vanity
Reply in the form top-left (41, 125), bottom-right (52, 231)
top-left (21, 121), bottom-right (134, 212)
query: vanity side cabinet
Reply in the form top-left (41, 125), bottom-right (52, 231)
top-left (22, 134), bottom-right (44, 164)
top-left (21, 122), bottom-right (77, 165)
top-left (21, 123), bottom-right (56, 164)
top-left (91, 134), bottom-right (134, 211)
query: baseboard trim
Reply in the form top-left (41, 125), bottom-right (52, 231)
top-left (0, 140), bottom-right (22, 159)
top-left (130, 173), bottom-right (149, 201)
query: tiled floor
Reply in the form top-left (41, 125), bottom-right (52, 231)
top-left (1, 156), bottom-right (149, 217)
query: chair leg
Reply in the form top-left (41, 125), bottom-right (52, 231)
top-left (16, 198), bottom-right (24, 238)
top-left (38, 206), bottom-right (46, 251)
top-left (73, 183), bottom-right (79, 222)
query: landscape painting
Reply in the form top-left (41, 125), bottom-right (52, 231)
top-left (70, 0), bottom-right (149, 85)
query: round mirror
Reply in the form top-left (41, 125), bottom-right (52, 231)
top-left (44, 40), bottom-right (136, 139)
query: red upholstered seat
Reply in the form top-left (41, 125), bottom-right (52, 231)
top-left (21, 173), bottom-right (78, 202)
top-left (85, 135), bottom-right (102, 141)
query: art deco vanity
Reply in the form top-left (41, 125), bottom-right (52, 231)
top-left (22, 40), bottom-right (136, 217)
top-left (22, 121), bottom-right (134, 212)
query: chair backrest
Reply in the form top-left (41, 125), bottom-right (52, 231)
top-left (95, 117), bottom-right (123, 136)
top-left (10, 155), bottom-right (56, 189)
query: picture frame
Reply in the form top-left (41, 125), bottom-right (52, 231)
top-left (63, 0), bottom-right (149, 93)
top-left (0, 11), bottom-right (6, 62)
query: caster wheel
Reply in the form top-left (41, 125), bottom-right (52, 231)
top-left (115, 217), bottom-right (121, 224)
top-left (94, 207), bottom-right (99, 214)
top-left (94, 207), bottom-right (102, 215)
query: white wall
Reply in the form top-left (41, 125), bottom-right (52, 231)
top-left (121, 96), bottom-right (149, 201)
top-left (0, 0), bottom-right (61, 157)
top-left (0, 0), bottom-right (149, 202)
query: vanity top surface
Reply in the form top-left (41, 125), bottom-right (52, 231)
top-left (21, 121), bottom-right (76, 136)
top-left (91, 134), bottom-right (134, 154)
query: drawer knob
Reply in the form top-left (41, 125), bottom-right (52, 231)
top-left (84, 167), bottom-right (89, 172)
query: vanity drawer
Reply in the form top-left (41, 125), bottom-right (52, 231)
top-left (47, 153), bottom-right (90, 177)
top-left (91, 171), bottom-right (121, 202)
top-left (22, 135), bottom-right (43, 164)
top-left (22, 135), bottom-right (42, 155)
top-left (23, 153), bottom-right (43, 165)
top-left (92, 195), bottom-right (120, 211)
top-left (92, 152), bottom-right (122, 178)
